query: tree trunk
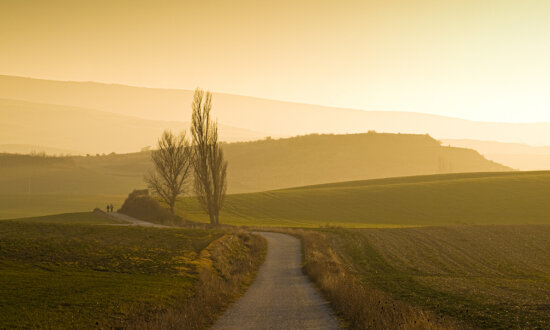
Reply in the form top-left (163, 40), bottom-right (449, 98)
top-left (169, 202), bottom-right (175, 215)
top-left (209, 210), bottom-right (216, 225)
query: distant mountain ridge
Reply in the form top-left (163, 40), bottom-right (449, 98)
top-left (0, 98), bottom-right (265, 154)
top-left (442, 139), bottom-right (550, 156)
top-left (0, 144), bottom-right (80, 155)
top-left (2, 74), bottom-right (550, 146)
top-left (443, 139), bottom-right (550, 171)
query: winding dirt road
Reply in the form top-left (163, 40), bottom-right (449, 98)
top-left (213, 232), bottom-right (340, 330)
top-left (98, 210), bottom-right (172, 228)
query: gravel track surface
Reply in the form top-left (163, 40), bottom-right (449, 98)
top-left (213, 232), bottom-right (340, 330)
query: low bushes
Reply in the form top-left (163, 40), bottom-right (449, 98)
top-left (118, 189), bottom-right (184, 226)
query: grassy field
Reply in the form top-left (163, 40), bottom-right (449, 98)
top-left (0, 194), bottom-right (127, 219)
top-left (3, 211), bottom-right (126, 225)
top-left (5, 171), bottom-right (548, 228)
top-left (0, 214), bottom-right (265, 328)
top-left (180, 171), bottom-right (550, 227)
top-left (304, 225), bottom-right (550, 329)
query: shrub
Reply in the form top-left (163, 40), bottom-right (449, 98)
top-left (118, 190), bottom-right (184, 226)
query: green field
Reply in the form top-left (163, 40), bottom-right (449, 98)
top-left (179, 171), bottom-right (550, 227)
top-left (0, 216), bottom-right (224, 328)
top-left (0, 194), bottom-right (126, 219)
top-left (5, 171), bottom-right (548, 228)
top-left (321, 225), bottom-right (550, 328)
top-left (2, 211), bottom-right (125, 225)
top-left (3, 171), bottom-right (550, 328)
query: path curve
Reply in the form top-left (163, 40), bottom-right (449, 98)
top-left (213, 232), bottom-right (340, 330)
top-left (98, 210), bottom-right (171, 228)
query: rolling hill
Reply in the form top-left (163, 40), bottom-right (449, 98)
top-left (0, 98), bottom-right (265, 154)
top-left (0, 132), bottom-right (509, 195)
top-left (0, 132), bottom-right (509, 218)
top-left (443, 139), bottom-right (550, 171)
top-left (180, 171), bottom-right (550, 227)
top-left (221, 133), bottom-right (509, 192)
top-left (3, 75), bottom-right (550, 146)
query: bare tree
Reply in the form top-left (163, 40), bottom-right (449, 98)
top-left (145, 130), bottom-right (192, 214)
top-left (190, 88), bottom-right (228, 225)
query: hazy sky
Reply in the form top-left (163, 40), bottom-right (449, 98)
top-left (1, 0), bottom-right (550, 123)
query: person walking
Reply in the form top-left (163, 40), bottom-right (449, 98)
top-left (106, 204), bottom-right (110, 212)
top-left (110, 204), bottom-right (114, 213)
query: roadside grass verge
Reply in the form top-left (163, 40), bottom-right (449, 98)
top-left (274, 228), bottom-right (455, 329)
top-left (0, 219), bottom-right (266, 328)
top-left (281, 226), bottom-right (550, 329)
top-left (129, 230), bottom-right (266, 329)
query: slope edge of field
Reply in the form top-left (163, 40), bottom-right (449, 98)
top-left (180, 171), bottom-right (550, 227)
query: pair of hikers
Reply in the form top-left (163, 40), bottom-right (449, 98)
top-left (106, 204), bottom-right (114, 213)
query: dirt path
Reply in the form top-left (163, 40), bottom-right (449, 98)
top-left (212, 232), bottom-right (340, 330)
top-left (100, 211), bottom-right (172, 228)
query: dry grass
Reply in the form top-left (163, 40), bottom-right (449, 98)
top-left (123, 230), bottom-right (266, 329)
top-left (274, 228), bottom-right (458, 329)
top-left (274, 225), bottom-right (550, 329)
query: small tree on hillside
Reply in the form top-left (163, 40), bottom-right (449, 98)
top-left (190, 88), bottom-right (228, 225)
top-left (145, 130), bottom-right (192, 214)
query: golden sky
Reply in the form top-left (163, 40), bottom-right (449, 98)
top-left (1, 0), bottom-right (550, 123)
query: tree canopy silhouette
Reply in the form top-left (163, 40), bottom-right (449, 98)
top-left (145, 130), bottom-right (192, 214)
top-left (191, 88), bottom-right (228, 225)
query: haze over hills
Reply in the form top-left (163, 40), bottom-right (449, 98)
top-left (221, 133), bottom-right (509, 192)
top-left (0, 144), bottom-right (80, 155)
top-left (443, 139), bottom-right (550, 171)
top-left (2, 75), bottom-right (550, 146)
top-left (0, 98), bottom-right (265, 154)
top-left (0, 132), bottom-right (510, 218)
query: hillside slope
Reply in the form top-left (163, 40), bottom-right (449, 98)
top-left (222, 133), bottom-right (509, 192)
top-left (181, 171), bottom-right (550, 227)
top-left (443, 139), bottom-right (550, 171)
top-left (0, 98), bottom-right (265, 154)
top-left (2, 75), bottom-right (550, 145)
top-left (0, 133), bottom-right (509, 196)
